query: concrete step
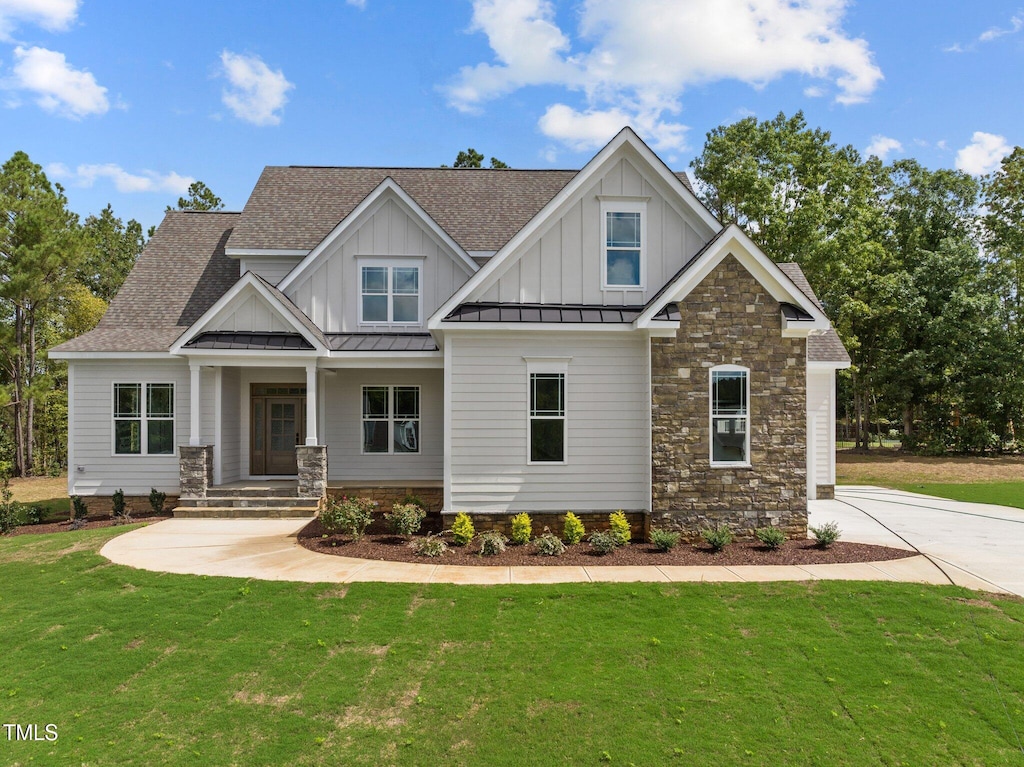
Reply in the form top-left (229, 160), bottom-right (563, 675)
top-left (177, 496), bottom-right (320, 509)
top-left (203, 486), bottom-right (299, 498)
top-left (172, 506), bottom-right (318, 519)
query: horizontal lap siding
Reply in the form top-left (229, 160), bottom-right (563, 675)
top-left (450, 332), bottom-right (649, 512)
top-left (807, 369), bottom-right (834, 487)
top-left (69, 360), bottom-right (190, 496)
top-left (220, 367), bottom-right (242, 483)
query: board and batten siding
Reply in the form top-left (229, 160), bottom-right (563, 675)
top-left (478, 156), bottom-right (712, 307)
top-left (448, 332), bottom-right (649, 512)
top-left (68, 359), bottom-right (191, 496)
top-left (806, 367), bottom-right (836, 498)
top-left (238, 256), bottom-right (302, 285)
top-left (285, 197), bottom-right (473, 332)
top-left (323, 368), bottom-right (443, 483)
top-left (209, 292), bottom-right (294, 333)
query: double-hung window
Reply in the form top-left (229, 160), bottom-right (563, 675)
top-left (113, 383), bottom-right (175, 455)
top-left (710, 366), bottom-right (749, 465)
top-left (526, 358), bottom-right (569, 464)
top-left (360, 261), bottom-right (421, 325)
top-left (601, 200), bottom-right (646, 289)
top-left (362, 385), bottom-right (420, 454)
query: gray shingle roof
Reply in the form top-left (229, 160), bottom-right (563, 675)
top-left (776, 262), bottom-right (851, 365)
top-left (51, 211), bottom-right (240, 353)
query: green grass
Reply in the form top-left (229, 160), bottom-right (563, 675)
top-left (2, 527), bottom-right (1024, 766)
top-left (873, 481), bottom-right (1024, 511)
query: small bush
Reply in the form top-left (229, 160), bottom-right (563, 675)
top-left (479, 531), bottom-right (508, 556)
top-left (810, 521), bottom-right (842, 548)
top-left (23, 505), bottom-right (43, 526)
top-left (650, 527), bottom-right (681, 552)
top-left (701, 524), bottom-right (733, 552)
top-left (589, 530), bottom-right (620, 555)
top-left (385, 503), bottom-right (426, 537)
top-left (450, 512), bottom-right (475, 546)
top-left (148, 488), bottom-right (167, 514)
top-left (112, 489), bottom-right (131, 525)
top-left (510, 512), bottom-right (532, 544)
top-left (70, 495), bottom-right (88, 529)
top-left (0, 477), bottom-right (20, 535)
top-left (563, 512), bottom-right (585, 544)
top-left (412, 534), bottom-right (447, 558)
top-left (534, 531), bottom-right (567, 557)
top-left (609, 510), bottom-right (631, 546)
top-left (755, 526), bottom-right (786, 550)
top-left (321, 496), bottom-right (377, 539)
top-left (400, 493), bottom-right (426, 510)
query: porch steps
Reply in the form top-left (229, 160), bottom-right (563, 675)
top-left (172, 506), bottom-right (318, 519)
top-left (172, 484), bottom-right (320, 519)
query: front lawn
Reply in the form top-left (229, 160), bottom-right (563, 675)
top-left (2, 526), bottom-right (1023, 766)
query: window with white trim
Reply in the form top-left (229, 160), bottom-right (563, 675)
top-left (526, 358), bottom-right (570, 464)
top-left (114, 383), bottom-right (175, 455)
top-left (362, 385), bottom-right (420, 454)
top-left (360, 262), bottom-right (421, 325)
top-left (710, 366), bottom-right (749, 465)
top-left (601, 200), bottom-right (646, 289)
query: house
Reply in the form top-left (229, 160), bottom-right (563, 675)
top-left (50, 128), bottom-right (850, 538)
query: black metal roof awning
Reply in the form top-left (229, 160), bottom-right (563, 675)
top-left (183, 332), bottom-right (315, 350)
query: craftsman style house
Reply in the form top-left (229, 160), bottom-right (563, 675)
top-left (50, 128), bottom-right (849, 536)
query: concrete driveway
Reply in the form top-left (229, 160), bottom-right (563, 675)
top-left (811, 486), bottom-right (1024, 597)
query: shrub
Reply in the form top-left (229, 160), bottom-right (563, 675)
top-left (23, 505), bottom-right (43, 526)
top-left (479, 531), bottom-right (508, 556)
top-left (112, 489), bottom-right (131, 525)
top-left (563, 512), bottom-right (585, 544)
top-left (534, 531), bottom-right (566, 557)
top-left (412, 534), bottom-right (447, 558)
top-left (450, 512), bottom-right (475, 546)
top-left (701, 524), bottom-right (733, 552)
top-left (510, 512), bottom-right (532, 544)
top-left (385, 503), bottom-right (426, 537)
top-left (589, 530), bottom-right (620, 555)
top-left (609, 510), bottom-right (631, 546)
top-left (810, 521), bottom-right (842, 548)
top-left (755, 526), bottom-right (786, 550)
top-left (650, 527), bottom-right (681, 551)
top-left (148, 488), bottom-right (167, 514)
top-left (0, 477), bottom-right (20, 535)
top-left (400, 493), bottom-right (426, 510)
top-left (70, 495), bottom-right (88, 529)
top-left (321, 496), bottom-right (377, 539)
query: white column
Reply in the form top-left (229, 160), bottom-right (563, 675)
top-left (189, 362), bottom-right (201, 447)
top-left (305, 362), bottom-right (318, 446)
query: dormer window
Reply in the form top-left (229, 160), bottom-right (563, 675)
top-left (359, 259), bottom-right (422, 326)
top-left (601, 200), bottom-right (646, 289)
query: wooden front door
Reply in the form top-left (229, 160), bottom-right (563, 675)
top-left (251, 387), bottom-right (306, 475)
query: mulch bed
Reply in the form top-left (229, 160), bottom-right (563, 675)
top-left (9, 512), bottom-right (172, 536)
top-left (297, 518), bottom-right (915, 567)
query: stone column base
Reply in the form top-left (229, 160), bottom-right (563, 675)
top-left (296, 445), bottom-right (328, 499)
top-left (179, 445), bottom-right (213, 499)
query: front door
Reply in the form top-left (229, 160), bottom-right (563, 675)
top-left (251, 386), bottom-right (306, 475)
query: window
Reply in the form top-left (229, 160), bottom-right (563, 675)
top-left (529, 372), bottom-right (565, 463)
top-left (601, 201), bottom-right (646, 289)
top-left (114, 383), bottom-right (174, 455)
top-left (360, 262), bottom-right (421, 325)
top-left (362, 385), bottom-right (419, 454)
top-left (710, 367), bottom-right (749, 465)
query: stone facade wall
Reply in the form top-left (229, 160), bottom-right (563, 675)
top-left (73, 495), bottom-right (180, 516)
top-left (179, 445), bottom-right (213, 499)
top-left (815, 484), bottom-right (835, 500)
top-left (296, 445), bottom-right (328, 499)
top-left (440, 510), bottom-right (647, 541)
top-left (327, 485), bottom-right (443, 513)
top-left (651, 255), bottom-right (807, 539)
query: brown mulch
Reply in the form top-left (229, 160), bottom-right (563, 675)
top-left (8, 512), bottom-right (172, 536)
top-left (297, 518), bottom-right (915, 568)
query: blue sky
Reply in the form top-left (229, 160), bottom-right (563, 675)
top-left (2, 0), bottom-right (1022, 233)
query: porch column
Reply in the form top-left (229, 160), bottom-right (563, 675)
top-left (305, 362), bottom-right (318, 446)
top-left (189, 362), bottom-right (201, 447)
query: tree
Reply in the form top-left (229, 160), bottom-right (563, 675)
top-left (448, 148), bottom-right (510, 169)
top-left (81, 204), bottom-right (145, 301)
top-left (982, 146), bottom-right (1024, 312)
top-left (168, 181), bottom-right (223, 212)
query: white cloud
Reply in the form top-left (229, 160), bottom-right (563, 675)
top-left (0, 0), bottom-right (78, 41)
top-left (346, 0), bottom-right (366, 8)
top-left (955, 132), bottom-right (1011, 176)
top-left (219, 50), bottom-right (294, 126)
top-left (979, 12), bottom-right (1024, 42)
top-left (47, 162), bottom-right (194, 194)
top-left (8, 45), bottom-right (108, 118)
top-left (864, 135), bottom-right (902, 161)
top-left (803, 85), bottom-right (825, 98)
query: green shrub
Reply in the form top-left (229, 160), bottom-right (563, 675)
top-left (0, 477), bottom-right (20, 535)
top-left (701, 524), bottom-right (733, 552)
top-left (23, 505), bottom-right (43, 525)
top-left (589, 530), bottom-right (620, 555)
top-left (148, 488), bottom-right (167, 514)
top-left (609, 510), bottom-right (631, 546)
top-left (479, 531), bottom-right (508, 556)
top-left (112, 489), bottom-right (131, 525)
top-left (400, 493), bottom-right (426, 510)
top-left (534, 531), bottom-right (566, 556)
top-left (755, 526), bottom-right (786, 550)
top-left (563, 512), bottom-right (585, 544)
top-left (385, 503), bottom-right (426, 537)
top-left (412, 534), bottom-right (447, 558)
top-left (810, 521), bottom-right (842, 548)
top-left (70, 495), bottom-right (88, 530)
top-left (321, 496), bottom-right (377, 539)
top-left (450, 512), bottom-right (475, 546)
top-left (510, 512), bottom-right (532, 544)
top-left (650, 527), bottom-right (681, 551)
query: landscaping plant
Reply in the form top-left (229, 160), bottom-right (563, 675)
top-left (111, 489), bottom-right (131, 525)
top-left (510, 512), bottom-right (532, 544)
top-left (450, 512), bottom-right (475, 546)
top-left (479, 531), bottom-right (508, 556)
top-left (701, 524), bottom-right (733, 552)
top-left (321, 496), bottom-right (377, 540)
top-left (149, 487), bottom-right (167, 514)
top-left (609, 510), bottom-right (631, 546)
top-left (412, 534), bottom-right (447, 558)
top-left (385, 503), bottom-right (426, 537)
top-left (0, 476), bottom-right (20, 535)
top-left (810, 521), bottom-right (842, 548)
top-left (563, 511), bottom-right (585, 544)
top-left (650, 527), bottom-right (681, 552)
top-left (588, 529), bottom-right (620, 555)
top-left (755, 526), bottom-right (786, 550)
top-left (70, 495), bottom-right (88, 530)
top-left (534, 531), bottom-right (566, 557)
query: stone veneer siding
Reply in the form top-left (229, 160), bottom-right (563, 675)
top-left (327, 485), bottom-right (444, 513)
top-left (296, 445), bottom-right (328, 499)
top-left (815, 484), bottom-right (835, 500)
top-left (74, 495), bottom-right (180, 516)
top-left (651, 255), bottom-right (808, 540)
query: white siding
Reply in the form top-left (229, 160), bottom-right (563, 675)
top-left (806, 367), bottom-right (835, 498)
top-left (209, 292), bottom-right (293, 333)
top-left (323, 368), bottom-right (443, 482)
top-left (448, 332), bottom-right (649, 512)
top-left (238, 256), bottom-right (302, 285)
top-left (219, 367), bottom-right (242, 483)
top-left (286, 196), bottom-right (473, 332)
top-left (68, 359), bottom-right (190, 497)
top-left (479, 155), bottom-right (712, 306)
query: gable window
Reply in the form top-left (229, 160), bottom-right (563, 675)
top-left (360, 262), bottom-right (421, 325)
top-left (362, 385), bottom-right (420, 454)
top-left (710, 366), bottom-right (749, 465)
top-left (114, 383), bottom-right (175, 455)
top-left (601, 200), bottom-right (646, 289)
top-left (526, 357), bottom-right (570, 464)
